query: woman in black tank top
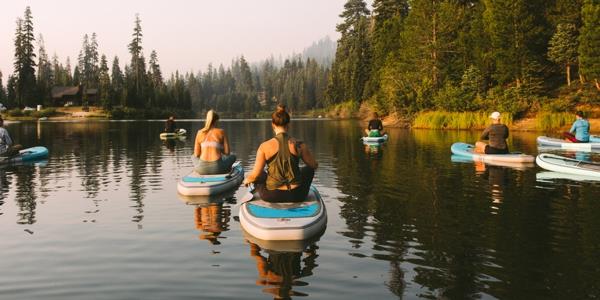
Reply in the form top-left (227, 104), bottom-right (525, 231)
top-left (243, 105), bottom-right (319, 203)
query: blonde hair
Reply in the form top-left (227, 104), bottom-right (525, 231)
top-left (200, 110), bottom-right (219, 133)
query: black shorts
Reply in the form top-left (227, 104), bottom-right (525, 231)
top-left (484, 145), bottom-right (509, 154)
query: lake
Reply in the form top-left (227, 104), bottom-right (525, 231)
top-left (1, 119), bottom-right (599, 299)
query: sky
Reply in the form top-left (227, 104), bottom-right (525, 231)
top-left (0, 0), bottom-right (363, 82)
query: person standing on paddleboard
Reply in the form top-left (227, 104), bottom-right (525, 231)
top-left (563, 111), bottom-right (590, 143)
top-left (243, 104), bottom-right (318, 203)
top-left (0, 116), bottom-right (22, 157)
top-left (475, 112), bottom-right (509, 154)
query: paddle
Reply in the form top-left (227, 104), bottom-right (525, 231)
top-left (238, 183), bottom-right (255, 205)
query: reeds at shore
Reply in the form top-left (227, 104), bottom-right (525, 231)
top-left (413, 111), bottom-right (513, 130)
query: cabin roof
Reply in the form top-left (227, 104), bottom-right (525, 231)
top-left (51, 86), bottom-right (79, 98)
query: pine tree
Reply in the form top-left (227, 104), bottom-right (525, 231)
top-left (579, 0), bottom-right (600, 90)
top-left (484, 0), bottom-right (550, 88)
top-left (0, 70), bottom-right (6, 103)
top-left (327, 0), bottom-right (371, 104)
top-left (13, 7), bottom-right (37, 107)
top-left (37, 34), bottom-right (54, 105)
top-left (548, 23), bottom-right (579, 86)
top-left (128, 14), bottom-right (147, 107)
top-left (98, 54), bottom-right (110, 109)
top-left (111, 56), bottom-right (125, 107)
top-left (365, 0), bottom-right (409, 99)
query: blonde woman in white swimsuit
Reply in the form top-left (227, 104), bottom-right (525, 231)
top-left (193, 110), bottom-right (236, 174)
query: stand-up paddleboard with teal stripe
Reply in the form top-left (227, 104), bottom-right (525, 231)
top-left (361, 134), bottom-right (388, 144)
top-left (451, 142), bottom-right (534, 163)
top-left (0, 146), bottom-right (48, 165)
top-left (177, 161), bottom-right (243, 196)
top-left (537, 136), bottom-right (600, 151)
top-left (239, 185), bottom-right (327, 241)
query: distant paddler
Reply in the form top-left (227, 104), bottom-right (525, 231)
top-left (0, 116), bottom-right (23, 158)
top-left (165, 115), bottom-right (178, 133)
top-left (193, 110), bottom-right (236, 175)
top-left (364, 112), bottom-right (385, 137)
top-left (474, 112), bottom-right (509, 154)
top-left (563, 111), bottom-right (590, 143)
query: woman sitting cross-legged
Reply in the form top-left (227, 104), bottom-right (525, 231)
top-left (243, 105), bottom-right (318, 203)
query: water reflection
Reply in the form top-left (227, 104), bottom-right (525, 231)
top-left (178, 192), bottom-right (237, 245)
top-left (245, 233), bottom-right (321, 300)
top-left (1, 120), bottom-right (600, 299)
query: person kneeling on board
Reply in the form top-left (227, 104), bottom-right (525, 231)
top-left (475, 112), bottom-right (509, 154)
top-left (193, 110), bottom-right (236, 175)
top-left (364, 112), bottom-right (385, 137)
top-left (164, 115), bottom-right (178, 133)
top-left (563, 111), bottom-right (590, 143)
top-left (243, 104), bottom-right (318, 203)
top-left (0, 116), bottom-right (22, 157)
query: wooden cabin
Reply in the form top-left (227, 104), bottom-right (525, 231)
top-left (51, 86), bottom-right (98, 107)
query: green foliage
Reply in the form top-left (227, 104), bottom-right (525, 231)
top-left (535, 111), bottom-right (574, 130)
top-left (579, 0), bottom-right (600, 87)
top-left (548, 23), bottom-right (578, 68)
top-left (432, 82), bottom-right (478, 112)
top-left (413, 111), bottom-right (513, 129)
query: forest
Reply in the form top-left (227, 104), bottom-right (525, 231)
top-left (328, 0), bottom-right (600, 119)
top-left (0, 1), bottom-right (599, 120)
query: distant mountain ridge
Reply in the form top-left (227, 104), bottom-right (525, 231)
top-left (302, 36), bottom-right (336, 66)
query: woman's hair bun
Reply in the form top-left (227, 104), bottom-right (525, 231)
top-left (276, 104), bottom-right (287, 114)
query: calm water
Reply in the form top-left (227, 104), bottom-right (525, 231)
top-left (1, 119), bottom-right (600, 300)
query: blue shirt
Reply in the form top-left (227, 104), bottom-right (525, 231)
top-left (569, 119), bottom-right (590, 142)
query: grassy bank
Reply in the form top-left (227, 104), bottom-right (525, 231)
top-left (412, 111), bottom-right (514, 130)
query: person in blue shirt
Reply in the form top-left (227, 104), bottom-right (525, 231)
top-left (0, 116), bottom-right (22, 157)
top-left (563, 111), bottom-right (590, 143)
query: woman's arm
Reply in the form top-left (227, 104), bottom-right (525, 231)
top-left (222, 131), bottom-right (231, 155)
top-left (243, 145), bottom-right (266, 185)
top-left (299, 143), bottom-right (318, 169)
top-left (194, 131), bottom-right (202, 157)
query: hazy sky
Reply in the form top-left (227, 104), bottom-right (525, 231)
top-left (1, 0), bottom-right (365, 82)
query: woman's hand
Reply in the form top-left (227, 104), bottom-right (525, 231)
top-left (243, 177), bottom-right (254, 186)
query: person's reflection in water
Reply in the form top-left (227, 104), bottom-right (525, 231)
top-left (249, 242), bottom-right (319, 299)
top-left (194, 203), bottom-right (230, 245)
top-left (163, 139), bottom-right (176, 153)
top-left (486, 166), bottom-right (508, 213)
top-left (364, 144), bottom-right (383, 160)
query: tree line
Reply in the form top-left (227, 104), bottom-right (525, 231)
top-left (0, 7), bottom-right (331, 117)
top-left (327, 0), bottom-right (600, 116)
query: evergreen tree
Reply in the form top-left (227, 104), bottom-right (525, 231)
top-left (6, 75), bottom-right (17, 107)
top-left (111, 56), bottom-right (125, 107)
top-left (548, 23), bottom-right (579, 86)
top-left (0, 70), bottom-right (6, 103)
top-left (365, 0), bottom-right (409, 99)
top-left (37, 34), bottom-right (54, 105)
top-left (13, 7), bottom-right (37, 107)
top-left (65, 57), bottom-right (73, 85)
top-left (148, 50), bottom-right (164, 108)
top-left (579, 0), bottom-right (600, 90)
top-left (484, 0), bottom-right (550, 88)
top-left (127, 14), bottom-right (147, 107)
top-left (327, 0), bottom-right (371, 104)
top-left (98, 54), bottom-right (110, 109)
